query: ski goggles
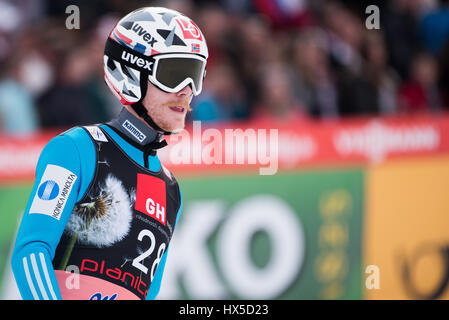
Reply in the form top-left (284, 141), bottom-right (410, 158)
top-left (105, 38), bottom-right (206, 96)
top-left (149, 53), bottom-right (206, 96)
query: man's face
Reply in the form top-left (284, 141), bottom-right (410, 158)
top-left (141, 81), bottom-right (193, 133)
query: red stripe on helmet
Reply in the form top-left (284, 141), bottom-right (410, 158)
top-left (113, 26), bottom-right (133, 45)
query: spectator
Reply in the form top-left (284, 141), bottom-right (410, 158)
top-left (194, 3), bottom-right (232, 72)
top-left (252, 0), bottom-right (315, 30)
top-left (190, 59), bottom-right (249, 122)
top-left (0, 54), bottom-right (40, 135)
top-left (83, 14), bottom-right (123, 120)
top-left (382, 0), bottom-right (423, 80)
top-left (321, 1), bottom-right (379, 116)
top-left (419, 0), bottom-right (449, 56)
top-left (37, 25), bottom-right (110, 129)
top-left (251, 62), bottom-right (308, 122)
top-left (291, 27), bottom-right (339, 119)
top-left (398, 51), bottom-right (445, 113)
top-left (234, 14), bottom-right (278, 112)
top-left (361, 30), bottom-right (401, 115)
top-left (321, 0), bottom-right (364, 74)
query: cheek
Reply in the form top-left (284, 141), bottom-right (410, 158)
top-left (149, 105), bottom-right (186, 131)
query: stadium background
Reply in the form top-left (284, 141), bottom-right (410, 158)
top-left (0, 0), bottom-right (448, 299)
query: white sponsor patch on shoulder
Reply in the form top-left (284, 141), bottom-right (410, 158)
top-left (29, 164), bottom-right (78, 220)
top-left (84, 126), bottom-right (108, 142)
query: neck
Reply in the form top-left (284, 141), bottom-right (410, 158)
top-left (108, 108), bottom-right (161, 145)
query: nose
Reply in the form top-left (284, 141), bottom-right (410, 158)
top-left (176, 84), bottom-right (193, 98)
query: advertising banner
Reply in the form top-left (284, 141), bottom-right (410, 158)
top-left (0, 183), bottom-right (30, 298)
top-left (363, 155), bottom-right (449, 300)
top-left (158, 169), bottom-right (364, 299)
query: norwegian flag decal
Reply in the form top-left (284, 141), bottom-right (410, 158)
top-left (191, 43), bottom-right (200, 53)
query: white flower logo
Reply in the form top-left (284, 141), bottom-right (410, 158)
top-left (58, 174), bottom-right (134, 270)
top-left (67, 174), bottom-right (133, 247)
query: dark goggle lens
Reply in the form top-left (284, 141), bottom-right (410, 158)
top-left (155, 57), bottom-right (204, 91)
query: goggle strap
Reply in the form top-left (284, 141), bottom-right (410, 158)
top-left (104, 37), bottom-right (155, 74)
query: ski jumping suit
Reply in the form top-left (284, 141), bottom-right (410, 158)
top-left (11, 108), bottom-right (181, 300)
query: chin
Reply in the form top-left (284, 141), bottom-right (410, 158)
top-left (171, 123), bottom-right (186, 133)
top-left (170, 128), bottom-right (184, 134)
top-left (160, 121), bottom-right (185, 134)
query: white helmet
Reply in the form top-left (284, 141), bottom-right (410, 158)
top-left (104, 7), bottom-right (208, 133)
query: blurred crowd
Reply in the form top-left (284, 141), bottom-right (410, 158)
top-left (0, 0), bottom-right (448, 135)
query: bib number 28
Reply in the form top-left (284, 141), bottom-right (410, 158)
top-left (132, 229), bottom-right (166, 281)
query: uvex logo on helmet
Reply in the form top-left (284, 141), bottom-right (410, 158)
top-left (121, 51), bottom-right (153, 71)
top-left (122, 22), bottom-right (157, 47)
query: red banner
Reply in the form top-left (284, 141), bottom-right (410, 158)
top-left (1, 113), bottom-right (449, 182)
top-left (160, 113), bottom-right (449, 175)
top-left (0, 131), bottom-right (56, 184)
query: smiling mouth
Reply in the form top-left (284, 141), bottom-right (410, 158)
top-left (169, 106), bottom-right (186, 113)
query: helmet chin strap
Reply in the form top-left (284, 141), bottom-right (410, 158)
top-left (131, 73), bottom-right (173, 136)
